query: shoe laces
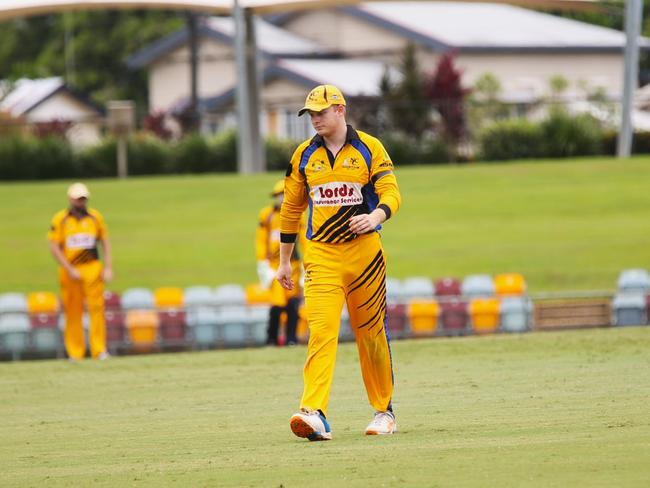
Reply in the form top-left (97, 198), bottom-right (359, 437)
top-left (373, 411), bottom-right (395, 423)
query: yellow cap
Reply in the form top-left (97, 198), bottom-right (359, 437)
top-left (67, 182), bottom-right (90, 199)
top-left (271, 180), bottom-right (285, 196)
top-left (298, 84), bottom-right (346, 116)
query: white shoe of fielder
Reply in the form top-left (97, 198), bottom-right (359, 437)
top-left (365, 411), bottom-right (397, 435)
top-left (290, 408), bottom-right (332, 441)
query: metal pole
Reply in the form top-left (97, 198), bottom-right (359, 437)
top-left (187, 11), bottom-right (200, 132)
top-left (234, 0), bottom-right (265, 173)
top-left (117, 135), bottom-right (128, 178)
top-left (617, 0), bottom-right (643, 158)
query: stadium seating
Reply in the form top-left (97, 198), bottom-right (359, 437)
top-left (647, 294), bottom-right (650, 325)
top-left (385, 303), bottom-right (408, 339)
top-left (469, 298), bottom-right (500, 335)
top-left (215, 284), bottom-right (246, 306)
top-left (385, 278), bottom-right (403, 304)
top-left (121, 288), bottom-right (155, 310)
top-left (461, 275), bottom-right (495, 298)
top-left (401, 277), bottom-right (434, 300)
top-left (435, 277), bottom-right (462, 297)
top-left (438, 299), bottom-right (469, 335)
top-left (218, 305), bottom-right (249, 347)
top-left (184, 286), bottom-right (219, 348)
top-left (104, 291), bottom-right (125, 351)
top-left (0, 292), bottom-right (28, 313)
top-left (245, 283), bottom-right (272, 305)
top-left (125, 310), bottom-right (159, 352)
top-left (612, 293), bottom-right (647, 326)
top-left (0, 293), bottom-right (31, 359)
top-left (495, 273), bottom-right (527, 296)
top-left (154, 287), bottom-right (186, 348)
top-left (617, 269), bottom-right (650, 294)
top-left (27, 291), bottom-right (62, 357)
top-left (499, 297), bottom-right (532, 332)
top-left (407, 299), bottom-right (439, 337)
top-left (0, 313), bottom-right (31, 360)
top-left (248, 306), bottom-right (270, 345)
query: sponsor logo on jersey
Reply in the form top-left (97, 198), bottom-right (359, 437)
top-left (66, 233), bottom-right (96, 250)
top-left (342, 157), bottom-right (360, 170)
top-left (312, 182), bottom-right (363, 206)
top-left (378, 160), bottom-right (393, 169)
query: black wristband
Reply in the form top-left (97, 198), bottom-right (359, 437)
top-left (280, 232), bottom-right (297, 243)
top-left (378, 204), bottom-right (392, 220)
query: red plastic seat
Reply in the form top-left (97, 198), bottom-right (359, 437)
top-left (159, 309), bottom-right (187, 343)
top-left (435, 277), bottom-right (462, 297)
top-left (439, 299), bottom-right (469, 335)
top-left (30, 312), bottom-right (58, 328)
top-left (386, 303), bottom-right (408, 339)
top-left (105, 309), bottom-right (125, 344)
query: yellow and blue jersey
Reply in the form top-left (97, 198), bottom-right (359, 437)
top-left (281, 125), bottom-right (401, 244)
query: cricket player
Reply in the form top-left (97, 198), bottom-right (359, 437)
top-left (48, 182), bottom-right (112, 360)
top-left (256, 180), bottom-right (303, 345)
top-left (276, 85), bottom-right (402, 440)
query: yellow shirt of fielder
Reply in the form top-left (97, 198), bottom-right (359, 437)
top-left (281, 125), bottom-right (401, 245)
top-left (47, 208), bottom-right (108, 266)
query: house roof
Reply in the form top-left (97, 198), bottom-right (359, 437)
top-left (127, 15), bottom-right (328, 69)
top-left (0, 77), bottom-right (104, 117)
top-left (0, 77), bottom-right (64, 116)
top-left (171, 57), bottom-right (393, 113)
top-left (341, 2), bottom-right (650, 53)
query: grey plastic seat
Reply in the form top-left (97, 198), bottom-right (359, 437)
top-left (0, 313), bottom-right (31, 360)
top-left (385, 278), bottom-right (403, 305)
top-left (31, 327), bottom-right (63, 357)
top-left (499, 297), bottom-right (532, 332)
top-left (248, 305), bottom-right (270, 345)
top-left (613, 293), bottom-right (646, 326)
top-left (186, 307), bottom-right (220, 347)
top-left (218, 305), bottom-right (249, 346)
top-left (401, 277), bottom-right (434, 300)
top-left (184, 286), bottom-right (218, 307)
top-left (617, 269), bottom-right (650, 294)
top-left (461, 274), bottom-right (495, 298)
top-left (121, 288), bottom-right (154, 310)
top-left (0, 293), bottom-right (28, 313)
top-left (214, 284), bottom-right (246, 306)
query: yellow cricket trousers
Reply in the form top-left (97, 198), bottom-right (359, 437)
top-left (301, 232), bottom-right (393, 416)
top-left (59, 260), bottom-right (106, 359)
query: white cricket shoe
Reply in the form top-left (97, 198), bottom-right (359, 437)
top-left (365, 411), bottom-right (396, 435)
top-left (290, 408), bottom-right (332, 441)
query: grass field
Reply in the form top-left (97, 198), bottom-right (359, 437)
top-left (1, 327), bottom-right (649, 487)
top-left (1, 156), bottom-right (649, 293)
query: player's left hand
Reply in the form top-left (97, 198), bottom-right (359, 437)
top-left (102, 267), bottom-right (113, 283)
top-left (349, 213), bottom-right (380, 234)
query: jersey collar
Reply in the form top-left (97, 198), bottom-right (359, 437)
top-left (310, 124), bottom-right (360, 146)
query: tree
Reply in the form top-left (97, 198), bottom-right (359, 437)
top-left (381, 43), bottom-right (430, 140)
top-left (424, 52), bottom-right (471, 144)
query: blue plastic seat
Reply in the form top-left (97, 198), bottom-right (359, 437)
top-left (461, 274), bottom-right (495, 298)
top-left (499, 297), bottom-right (532, 332)
top-left (0, 293), bottom-right (28, 313)
top-left (0, 313), bottom-right (31, 360)
top-left (121, 288), bottom-right (154, 310)
top-left (218, 306), bottom-right (249, 346)
top-left (401, 277), bottom-right (434, 300)
top-left (214, 284), bottom-right (247, 306)
top-left (613, 293), bottom-right (646, 326)
top-left (248, 306), bottom-right (270, 345)
top-left (617, 269), bottom-right (650, 294)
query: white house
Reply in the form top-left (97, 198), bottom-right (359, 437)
top-left (128, 2), bottom-right (650, 138)
top-left (0, 77), bottom-right (104, 145)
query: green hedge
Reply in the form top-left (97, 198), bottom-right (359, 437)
top-left (479, 112), bottom-right (605, 161)
top-left (2, 122), bottom-right (650, 180)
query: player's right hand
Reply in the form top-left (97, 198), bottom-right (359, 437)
top-left (276, 262), bottom-right (294, 291)
top-left (67, 266), bottom-right (82, 281)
